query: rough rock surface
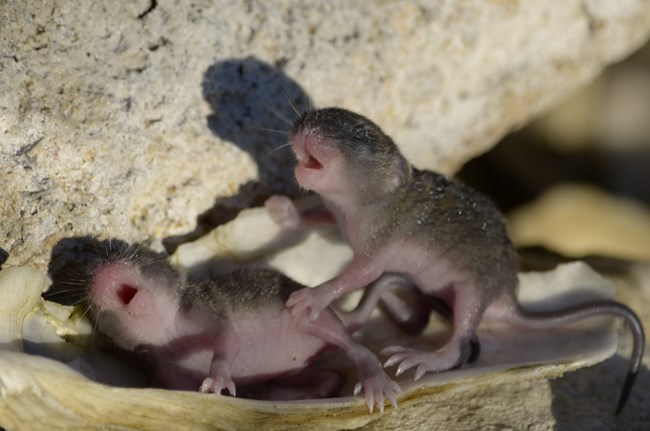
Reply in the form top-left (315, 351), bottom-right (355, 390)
top-left (2, 1), bottom-right (650, 271)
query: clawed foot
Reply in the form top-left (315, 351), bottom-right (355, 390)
top-left (354, 372), bottom-right (401, 414)
top-left (265, 195), bottom-right (301, 229)
top-left (200, 374), bottom-right (237, 397)
top-left (286, 287), bottom-right (334, 321)
top-left (381, 346), bottom-right (460, 381)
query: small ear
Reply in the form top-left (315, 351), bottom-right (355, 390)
top-left (384, 154), bottom-right (411, 191)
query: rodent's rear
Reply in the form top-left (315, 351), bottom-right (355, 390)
top-left (391, 169), bottom-right (519, 298)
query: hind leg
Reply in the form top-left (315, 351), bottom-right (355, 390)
top-left (305, 308), bottom-right (401, 413)
top-left (381, 281), bottom-right (485, 380)
top-left (422, 295), bottom-right (481, 364)
top-left (337, 274), bottom-right (430, 333)
top-left (340, 275), bottom-right (481, 362)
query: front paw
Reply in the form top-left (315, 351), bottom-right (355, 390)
top-left (265, 195), bottom-right (301, 229)
top-left (286, 287), bottom-right (333, 321)
top-left (354, 371), bottom-right (401, 414)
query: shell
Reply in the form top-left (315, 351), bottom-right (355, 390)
top-left (0, 206), bottom-right (620, 431)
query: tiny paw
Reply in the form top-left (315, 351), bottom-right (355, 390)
top-left (200, 375), bottom-right (237, 397)
top-left (265, 195), bottom-right (301, 229)
top-left (381, 346), bottom-right (458, 380)
top-left (354, 372), bottom-right (401, 414)
top-left (286, 287), bottom-right (332, 321)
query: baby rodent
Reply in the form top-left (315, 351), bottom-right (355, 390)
top-left (81, 243), bottom-right (400, 413)
top-left (268, 107), bottom-right (645, 415)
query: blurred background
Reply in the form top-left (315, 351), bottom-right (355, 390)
top-left (458, 40), bottom-right (650, 266)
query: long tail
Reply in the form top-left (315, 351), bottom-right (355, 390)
top-left (506, 299), bottom-right (644, 415)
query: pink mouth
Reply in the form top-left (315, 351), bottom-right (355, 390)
top-left (117, 283), bottom-right (138, 306)
top-left (303, 152), bottom-right (322, 170)
top-left (293, 134), bottom-right (324, 171)
top-left (91, 262), bottom-right (144, 312)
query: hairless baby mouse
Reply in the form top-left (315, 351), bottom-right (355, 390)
top-left (82, 243), bottom-right (400, 413)
top-left (268, 107), bottom-right (645, 415)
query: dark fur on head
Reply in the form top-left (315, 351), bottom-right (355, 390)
top-left (292, 108), bottom-right (412, 199)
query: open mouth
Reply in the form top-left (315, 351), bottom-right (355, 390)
top-left (304, 153), bottom-right (322, 170)
top-left (294, 136), bottom-right (324, 171)
top-left (117, 284), bottom-right (138, 306)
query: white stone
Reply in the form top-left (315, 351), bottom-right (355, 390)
top-left (2, 0), bottom-right (650, 271)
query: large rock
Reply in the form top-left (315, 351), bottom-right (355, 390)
top-left (2, 0), bottom-right (650, 268)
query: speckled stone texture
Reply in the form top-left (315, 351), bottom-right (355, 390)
top-left (1, 0), bottom-right (650, 272)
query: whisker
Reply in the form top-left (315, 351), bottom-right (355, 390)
top-left (78, 303), bottom-right (93, 322)
top-left (121, 242), bottom-right (134, 260)
top-left (45, 293), bottom-right (85, 306)
top-left (281, 86), bottom-right (301, 118)
top-left (97, 239), bottom-right (113, 260)
top-left (265, 105), bottom-right (294, 126)
top-left (46, 288), bottom-right (86, 299)
top-left (50, 280), bottom-right (86, 293)
top-left (71, 297), bottom-right (89, 307)
top-left (91, 308), bottom-right (104, 348)
top-left (129, 242), bottom-right (144, 261)
top-left (138, 255), bottom-right (175, 267)
top-left (53, 281), bottom-right (86, 288)
top-left (266, 141), bottom-right (293, 156)
top-left (88, 240), bottom-right (100, 257)
top-left (251, 125), bottom-right (289, 135)
top-left (112, 240), bottom-right (129, 260)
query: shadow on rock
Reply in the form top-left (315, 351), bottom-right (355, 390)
top-left (549, 354), bottom-right (650, 430)
top-left (0, 247), bottom-right (8, 269)
top-left (202, 55), bottom-right (312, 192)
top-left (164, 57), bottom-right (314, 253)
